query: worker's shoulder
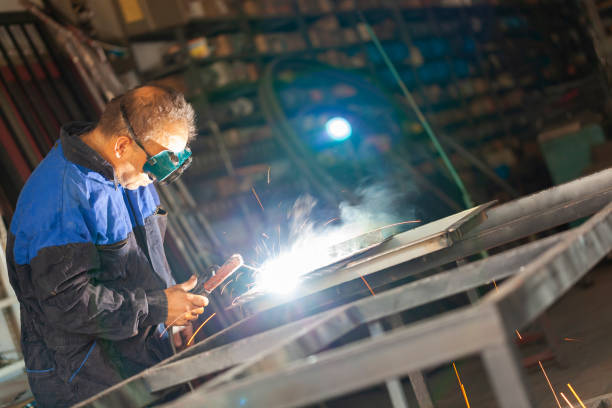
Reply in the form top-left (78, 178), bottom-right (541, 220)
top-left (10, 143), bottom-right (110, 237)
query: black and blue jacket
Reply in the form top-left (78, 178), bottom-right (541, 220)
top-left (7, 122), bottom-right (175, 407)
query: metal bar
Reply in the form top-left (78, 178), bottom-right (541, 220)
top-left (161, 306), bottom-right (501, 408)
top-left (368, 320), bottom-right (410, 408)
top-left (407, 371), bottom-right (434, 408)
top-left (4, 25), bottom-right (64, 127)
top-left (487, 201), bottom-right (612, 332)
top-left (0, 27), bottom-right (55, 147)
top-left (17, 24), bottom-right (72, 121)
top-left (481, 341), bottom-right (533, 408)
top-left (29, 21), bottom-right (95, 118)
top-left (387, 314), bottom-right (434, 408)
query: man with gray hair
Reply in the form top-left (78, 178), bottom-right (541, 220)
top-left (6, 85), bottom-right (208, 406)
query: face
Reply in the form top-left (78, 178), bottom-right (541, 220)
top-left (113, 122), bottom-right (189, 190)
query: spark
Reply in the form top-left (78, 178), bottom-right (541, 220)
top-left (267, 166), bottom-right (270, 184)
top-left (251, 187), bottom-right (264, 212)
top-left (220, 279), bottom-right (233, 295)
top-left (262, 232), bottom-right (270, 239)
top-left (564, 337), bottom-right (581, 342)
top-left (560, 392), bottom-right (576, 408)
top-left (452, 362), bottom-right (471, 408)
top-left (186, 312), bottom-right (217, 346)
top-left (360, 275), bottom-right (376, 296)
top-left (242, 264), bottom-right (261, 272)
top-left (567, 383), bottom-right (587, 408)
top-left (539, 360), bottom-right (562, 408)
top-left (323, 217), bottom-right (339, 227)
top-left (515, 329), bottom-right (523, 340)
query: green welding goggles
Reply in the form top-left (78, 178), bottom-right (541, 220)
top-left (120, 102), bottom-right (192, 184)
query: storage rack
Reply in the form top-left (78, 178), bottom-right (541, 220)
top-left (122, 0), bottom-right (605, 279)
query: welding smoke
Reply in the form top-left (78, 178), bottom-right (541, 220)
top-left (252, 182), bottom-right (418, 294)
top-left (286, 182), bottom-right (417, 257)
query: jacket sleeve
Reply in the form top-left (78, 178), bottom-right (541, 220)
top-left (29, 242), bottom-right (167, 339)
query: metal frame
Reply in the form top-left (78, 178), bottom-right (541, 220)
top-left (77, 168), bottom-right (612, 408)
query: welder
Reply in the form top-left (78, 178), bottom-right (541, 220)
top-left (6, 85), bottom-right (209, 407)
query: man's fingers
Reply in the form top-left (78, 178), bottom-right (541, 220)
top-left (178, 275), bottom-right (198, 291)
top-left (187, 293), bottom-right (209, 307)
top-left (191, 307), bottom-right (205, 315)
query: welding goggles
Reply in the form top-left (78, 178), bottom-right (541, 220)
top-left (120, 102), bottom-right (192, 184)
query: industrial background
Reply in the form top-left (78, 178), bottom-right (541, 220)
top-left (0, 0), bottom-right (611, 407)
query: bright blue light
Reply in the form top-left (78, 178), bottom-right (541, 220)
top-left (325, 117), bottom-right (352, 141)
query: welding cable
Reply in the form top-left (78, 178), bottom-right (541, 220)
top-left (259, 59), bottom-right (356, 207)
top-left (356, 11), bottom-right (474, 210)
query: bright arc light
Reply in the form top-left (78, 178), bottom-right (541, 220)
top-left (255, 254), bottom-right (301, 294)
top-left (325, 117), bottom-right (352, 141)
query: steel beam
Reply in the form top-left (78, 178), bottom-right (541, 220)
top-left (75, 231), bottom-right (562, 408)
top-left (149, 232), bottom-right (561, 392)
top-left (488, 201), bottom-right (612, 331)
top-left (162, 306), bottom-right (501, 408)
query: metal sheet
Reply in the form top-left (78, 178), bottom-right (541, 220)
top-left (241, 202), bottom-right (493, 312)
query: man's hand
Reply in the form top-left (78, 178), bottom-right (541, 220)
top-left (172, 324), bottom-right (194, 350)
top-left (164, 275), bottom-right (208, 326)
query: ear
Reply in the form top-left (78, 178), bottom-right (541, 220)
top-left (114, 135), bottom-right (132, 159)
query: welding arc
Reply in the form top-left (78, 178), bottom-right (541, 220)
top-left (187, 312), bottom-right (217, 346)
top-left (567, 384), bottom-right (587, 408)
top-left (539, 361), bottom-right (562, 408)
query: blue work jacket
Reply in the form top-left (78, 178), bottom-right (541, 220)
top-left (6, 122), bottom-right (175, 407)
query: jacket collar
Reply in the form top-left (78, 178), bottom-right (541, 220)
top-left (60, 122), bottom-right (116, 183)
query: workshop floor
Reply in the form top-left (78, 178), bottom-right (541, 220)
top-left (323, 259), bottom-right (612, 408)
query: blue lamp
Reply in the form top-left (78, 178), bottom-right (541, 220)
top-left (325, 117), bottom-right (352, 141)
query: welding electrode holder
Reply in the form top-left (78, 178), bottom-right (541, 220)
top-left (190, 265), bottom-right (220, 296)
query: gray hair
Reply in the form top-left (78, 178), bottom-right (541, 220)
top-left (98, 85), bottom-right (196, 143)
